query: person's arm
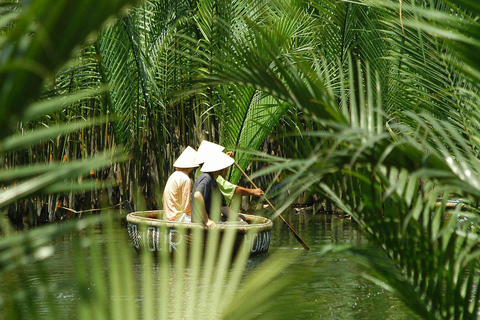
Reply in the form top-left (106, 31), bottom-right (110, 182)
top-left (223, 152), bottom-right (264, 198)
top-left (234, 185), bottom-right (264, 197)
top-left (193, 191), bottom-right (215, 227)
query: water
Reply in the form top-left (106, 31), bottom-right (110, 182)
top-left (264, 211), bottom-right (416, 319)
top-left (0, 209), bottom-right (417, 319)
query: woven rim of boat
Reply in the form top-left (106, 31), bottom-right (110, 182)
top-left (126, 210), bottom-right (273, 232)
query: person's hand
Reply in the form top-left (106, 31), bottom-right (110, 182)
top-left (205, 219), bottom-right (216, 229)
top-left (252, 188), bottom-right (264, 197)
top-left (226, 151), bottom-right (234, 158)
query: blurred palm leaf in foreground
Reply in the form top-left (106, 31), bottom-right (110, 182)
top-left (0, 206), bottom-right (303, 320)
top-left (0, 0), bottom-right (138, 210)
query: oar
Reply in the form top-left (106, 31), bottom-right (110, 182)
top-left (234, 161), bottom-right (310, 251)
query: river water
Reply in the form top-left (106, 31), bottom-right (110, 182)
top-left (263, 210), bottom-right (416, 319)
top-left (0, 208), bottom-right (417, 319)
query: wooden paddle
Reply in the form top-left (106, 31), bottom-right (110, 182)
top-left (234, 161), bottom-right (310, 251)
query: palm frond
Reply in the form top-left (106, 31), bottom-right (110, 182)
top-left (0, 0), bottom-right (139, 139)
top-left (205, 8), bottom-right (480, 314)
top-left (0, 206), bottom-right (303, 320)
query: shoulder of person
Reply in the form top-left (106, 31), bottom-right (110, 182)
top-left (196, 172), bottom-right (213, 184)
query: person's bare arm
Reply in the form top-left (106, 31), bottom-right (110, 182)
top-left (194, 191), bottom-right (215, 227)
top-left (234, 185), bottom-right (264, 197)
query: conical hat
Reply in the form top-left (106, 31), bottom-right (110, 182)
top-left (192, 140), bottom-right (225, 165)
top-left (200, 150), bottom-right (234, 172)
top-left (173, 146), bottom-right (199, 168)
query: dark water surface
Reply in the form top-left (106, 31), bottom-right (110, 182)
top-left (0, 209), bottom-right (417, 319)
top-left (264, 211), bottom-right (416, 319)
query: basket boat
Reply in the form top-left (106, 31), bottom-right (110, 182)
top-left (126, 210), bottom-right (273, 256)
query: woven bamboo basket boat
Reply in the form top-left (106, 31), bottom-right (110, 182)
top-left (126, 210), bottom-right (273, 256)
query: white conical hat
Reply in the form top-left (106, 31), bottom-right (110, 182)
top-left (173, 146), bottom-right (199, 168)
top-left (192, 140), bottom-right (225, 165)
top-left (200, 150), bottom-right (234, 172)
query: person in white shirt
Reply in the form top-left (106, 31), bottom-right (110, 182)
top-left (162, 146), bottom-right (198, 222)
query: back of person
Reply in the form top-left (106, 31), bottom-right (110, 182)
top-left (162, 146), bottom-right (198, 222)
top-left (163, 170), bottom-right (193, 221)
top-left (193, 140), bottom-right (236, 204)
top-left (191, 172), bottom-right (217, 222)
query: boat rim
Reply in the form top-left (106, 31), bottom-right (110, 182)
top-left (126, 210), bottom-right (273, 232)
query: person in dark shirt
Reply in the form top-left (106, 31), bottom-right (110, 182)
top-left (193, 140), bottom-right (264, 205)
top-left (191, 150), bottom-right (235, 227)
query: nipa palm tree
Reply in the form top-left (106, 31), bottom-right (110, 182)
top-left (194, 0), bottom-right (480, 319)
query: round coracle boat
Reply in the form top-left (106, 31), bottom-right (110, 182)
top-left (126, 210), bottom-right (273, 256)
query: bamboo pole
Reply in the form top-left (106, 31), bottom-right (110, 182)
top-left (233, 161), bottom-right (310, 251)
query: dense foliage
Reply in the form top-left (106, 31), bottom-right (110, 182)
top-left (3, 0), bottom-right (480, 319)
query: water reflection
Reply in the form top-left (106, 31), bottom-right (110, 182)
top-left (0, 209), bottom-right (417, 319)
top-left (263, 209), bottom-right (416, 320)
top-left (271, 210), bottom-right (367, 248)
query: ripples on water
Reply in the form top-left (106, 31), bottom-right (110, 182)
top-left (0, 209), bottom-right (416, 319)
top-left (251, 211), bottom-right (416, 319)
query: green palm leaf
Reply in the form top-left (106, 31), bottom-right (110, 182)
top-left (0, 0), bottom-right (139, 139)
top-left (192, 1), bottom-right (327, 183)
top-left (196, 1), bottom-right (480, 316)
